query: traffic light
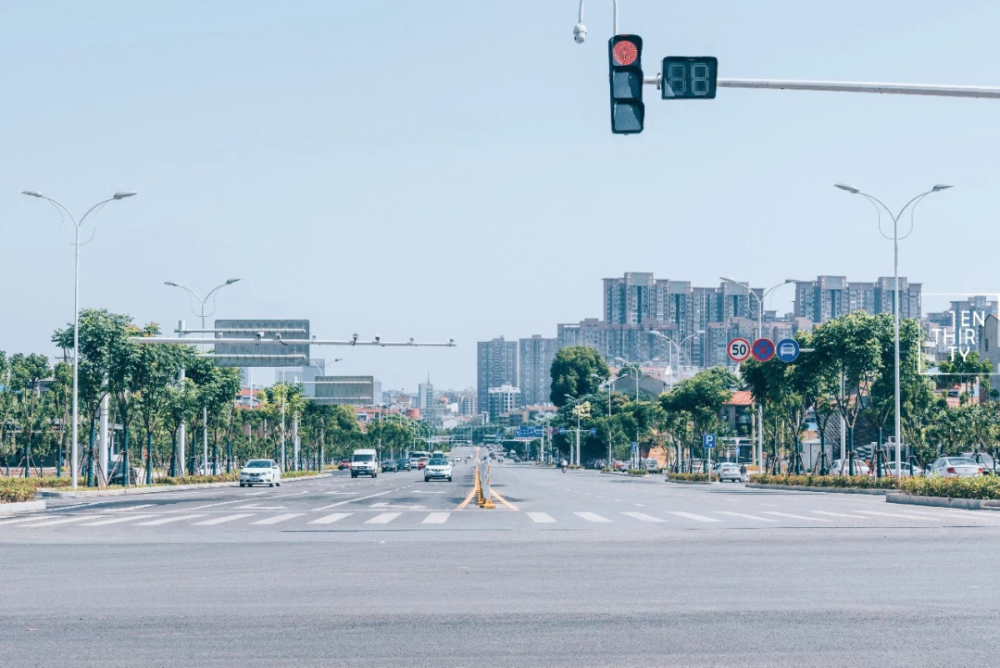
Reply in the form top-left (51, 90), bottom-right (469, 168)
top-left (608, 34), bottom-right (643, 134)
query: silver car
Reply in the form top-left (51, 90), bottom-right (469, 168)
top-left (927, 457), bottom-right (983, 478)
top-left (715, 463), bottom-right (742, 482)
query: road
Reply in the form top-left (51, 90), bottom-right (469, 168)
top-left (3, 450), bottom-right (1000, 667)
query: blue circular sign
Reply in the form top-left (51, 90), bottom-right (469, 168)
top-left (776, 338), bottom-right (800, 363)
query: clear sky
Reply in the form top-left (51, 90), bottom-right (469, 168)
top-left (3, 1), bottom-right (999, 391)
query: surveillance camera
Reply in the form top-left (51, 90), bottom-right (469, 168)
top-left (374, 335), bottom-right (381, 344)
top-left (573, 22), bottom-right (587, 44)
top-left (256, 331), bottom-right (265, 339)
top-left (351, 333), bottom-right (358, 346)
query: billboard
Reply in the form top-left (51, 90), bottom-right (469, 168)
top-left (211, 319), bottom-right (310, 367)
top-left (313, 376), bottom-right (375, 406)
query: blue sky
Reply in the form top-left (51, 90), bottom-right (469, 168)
top-left (3, 1), bottom-right (999, 391)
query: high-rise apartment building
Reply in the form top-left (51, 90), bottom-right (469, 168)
top-left (794, 275), bottom-right (922, 323)
top-left (487, 384), bottom-right (521, 420)
top-left (477, 337), bottom-right (518, 412)
top-left (518, 335), bottom-right (558, 406)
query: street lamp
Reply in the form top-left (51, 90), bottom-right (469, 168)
top-left (835, 182), bottom-right (952, 478)
top-left (720, 277), bottom-right (798, 471)
top-left (22, 189), bottom-right (136, 489)
top-left (165, 278), bottom-right (242, 474)
top-left (649, 330), bottom-right (704, 381)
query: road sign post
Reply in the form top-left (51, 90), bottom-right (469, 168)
top-left (703, 433), bottom-right (715, 480)
top-left (776, 338), bottom-right (800, 363)
top-left (751, 338), bottom-right (775, 362)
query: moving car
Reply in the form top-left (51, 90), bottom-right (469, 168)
top-left (338, 459), bottom-right (351, 470)
top-left (416, 457), bottom-right (430, 470)
top-left (381, 459), bottom-right (399, 472)
top-left (396, 457), bottom-right (412, 471)
top-left (240, 459), bottom-right (282, 487)
top-left (424, 456), bottom-right (453, 482)
top-left (351, 449), bottom-right (379, 478)
top-left (927, 456), bottom-right (984, 478)
top-left (715, 463), bottom-right (742, 482)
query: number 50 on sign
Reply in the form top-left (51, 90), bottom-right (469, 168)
top-left (727, 338), bottom-right (751, 363)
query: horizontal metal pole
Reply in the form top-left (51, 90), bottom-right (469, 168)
top-left (200, 354), bottom-right (308, 360)
top-left (642, 75), bottom-right (1000, 99)
top-left (175, 328), bottom-right (307, 334)
top-left (133, 337), bottom-right (456, 347)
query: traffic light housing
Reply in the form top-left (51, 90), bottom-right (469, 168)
top-left (608, 35), bottom-right (643, 134)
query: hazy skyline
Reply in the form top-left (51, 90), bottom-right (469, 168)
top-left (3, 1), bottom-right (1000, 390)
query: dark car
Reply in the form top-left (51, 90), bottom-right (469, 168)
top-left (338, 459), bottom-right (351, 470)
top-left (396, 457), bottom-right (412, 471)
top-left (381, 459), bottom-right (399, 472)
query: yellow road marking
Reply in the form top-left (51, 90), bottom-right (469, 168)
top-left (457, 485), bottom-right (478, 510)
top-left (489, 488), bottom-right (519, 511)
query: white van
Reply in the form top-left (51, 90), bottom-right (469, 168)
top-left (351, 448), bottom-right (379, 478)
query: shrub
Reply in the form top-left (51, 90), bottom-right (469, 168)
top-left (627, 468), bottom-right (648, 475)
top-left (0, 479), bottom-right (38, 503)
top-left (281, 470), bottom-right (320, 479)
top-left (749, 474), bottom-right (899, 490)
top-left (154, 472), bottom-right (240, 486)
top-left (900, 475), bottom-right (1000, 500)
top-left (668, 472), bottom-right (717, 482)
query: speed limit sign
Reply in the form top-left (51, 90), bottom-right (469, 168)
top-left (727, 338), bottom-right (751, 363)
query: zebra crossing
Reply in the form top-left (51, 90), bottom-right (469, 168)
top-left (4, 502), bottom-right (1000, 534)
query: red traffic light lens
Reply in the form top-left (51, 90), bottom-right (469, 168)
top-left (612, 40), bottom-right (638, 66)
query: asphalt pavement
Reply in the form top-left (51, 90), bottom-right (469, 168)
top-left (3, 450), bottom-right (1000, 666)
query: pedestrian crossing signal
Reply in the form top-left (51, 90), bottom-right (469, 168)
top-left (608, 35), bottom-right (643, 134)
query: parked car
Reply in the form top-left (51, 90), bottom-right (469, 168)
top-left (240, 459), bottom-right (282, 487)
top-left (927, 456), bottom-right (984, 478)
top-left (381, 459), bottom-right (399, 472)
top-left (424, 456), bottom-right (453, 482)
top-left (396, 457), bottom-right (412, 471)
top-left (829, 459), bottom-right (871, 476)
top-left (643, 458), bottom-right (661, 472)
top-left (963, 452), bottom-right (998, 474)
top-left (880, 461), bottom-right (924, 477)
top-left (338, 459), bottom-right (351, 470)
top-left (715, 463), bottom-right (742, 482)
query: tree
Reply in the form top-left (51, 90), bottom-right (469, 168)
top-left (8, 353), bottom-right (50, 476)
top-left (133, 340), bottom-right (194, 482)
top-left (550, 346), bottom-right (609, 407)
top-left (660, 367), bottom-right (737, 469)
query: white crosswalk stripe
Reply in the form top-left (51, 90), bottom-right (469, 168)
top-left (19, 515), bottom-right (106, 528)
top-left (813, 511), bottom-right (868, 520)
top-left (309, 513), bottom-right (351, 525)
top-left (575, 512), bottom-right (611, 523)
top-left (621, 512), bottom-right (666, 523)
top-left (80, 515), bottom-right (156, 527)
top-left (251, 513), bottom-right (304, 525)
top-left (104, 504), bottom-right (155, 513)
top-left (0, 516), bottom-right (49, 526)
top-left (527, 512), bottom-right (555, 524)
top-left (761, 512), bottom-right (829, 522)
top-left (668, 511), bottom-right (721, 523)
top-left (366, 512), bottom-right (402, 525)
top-left (716, 511), bottom-right (778, 523)
top-left (422, 512), bottom-right (450, 524)
top-left (136, 514), bottom-right (207, 526)
top-left (193, 514), bottom-right (255, 526)
top-left (859, 510), bottom-right (937, 521)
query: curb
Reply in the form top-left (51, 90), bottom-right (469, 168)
top-left (886, 492), bottom-right (1000, 511)
top-left (35, 472), bottom-right (333, 498)
top-left (744, 483), bottom-right (888, 495)
top-left (0, 500), bottom-right (46, 514)
top-left (665, 479), bottom-right (715, 485)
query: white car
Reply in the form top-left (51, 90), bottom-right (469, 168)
top-left (240, 459), bottom-right (281, 488)
top-left (715, 463), bottom-right (742, 482)
top-left (351, 449), bottom-right (379, 478)
top-left (927, 457), bottom-right (984, 478)
top-left (424, 456), bottom-right (453, 482)
top-left (829, 459), bottom-right (871, 476)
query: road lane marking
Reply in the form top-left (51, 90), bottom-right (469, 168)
top-left (251, 513), bottom-right (304, 525)
top-left (193, 514), bottom-right (255, 526)
top-left (456, 485), bottom-right (478, 510)
top-left (79, 514), bottom-right (156, 527)
top-left (575, 512), bottom-right (611, 523)
top-left (490, 489), bottom-right (519, 511)
top-left (104, 504), bottom-right (155, 513)
top-left (174, 500), bottom-right (244, 512)
top-left (813, 511), bottom-right (868, 520)
top-left (309, 513), bottom-right (351, 525)
top-left (18, 515), bottom-right (106, 528)
top-left (422, 512), bottom-right (450, 524)
top-left (0, 516), bottom-right (50, 526)
top-left (761, 512), bottom-right (829, 522)
top-left (271, 491), bottom-right (309, 498)
top-left (621, 512), bottom-right (666, 523)
top-left (716, 511), bottom-right (778, 523)
top-left (136, 514), bottom-right (206, 526)
top-left (668, 512), bottom-right (722, 523)
top-left (528, 512), bottom-right (555, 523)
top-left (245, 491), bottom-right (268, 496)
top-left (859, 510), bottom-right (937, 521)
top-left (366, 512), bottom-right (401, 524)
top-left (314, 486), bottom-right (411, 510)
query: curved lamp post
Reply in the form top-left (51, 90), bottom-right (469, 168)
top-left (22, 190), bottom-right (136, 489)
top-left (835, 182), bottom-right (952, 477)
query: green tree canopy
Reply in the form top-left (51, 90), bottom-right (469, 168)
top-left (549, 346), bottom-right (609, 407)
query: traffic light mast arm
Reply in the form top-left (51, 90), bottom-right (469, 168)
top-left (642, 74), bottom-right (1000, 99)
